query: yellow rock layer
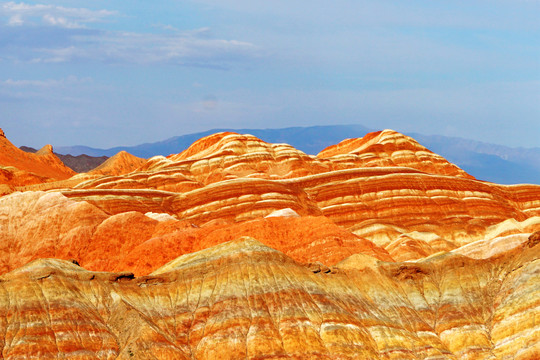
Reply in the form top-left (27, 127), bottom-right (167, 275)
top-left (0, 236), bottom-right (537, 359)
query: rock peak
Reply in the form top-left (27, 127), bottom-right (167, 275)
top-left (36, 144), bottom-right (54, 155)
top-left (0, 128), bottom-right (5, 138)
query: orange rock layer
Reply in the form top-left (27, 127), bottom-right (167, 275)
top-left (74, 130), bottom-right (473, 191)
top-left (318, 129), bottom-right (474, 178)
top-left (0, 191), bottom-right (392, 276)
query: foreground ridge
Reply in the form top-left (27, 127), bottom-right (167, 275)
top-left (0, 235), bottom-right (538, 359)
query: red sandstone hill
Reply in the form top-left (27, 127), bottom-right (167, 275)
top-left (0, 129), bottom-right (539, 358)
top-left (0, 128), bottom-right (75, 190)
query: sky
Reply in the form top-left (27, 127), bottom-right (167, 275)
top-left (0, 0), bottom-right (539, 149)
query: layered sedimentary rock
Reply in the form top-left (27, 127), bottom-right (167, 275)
top-left (75, 131), bottom-right (473, 192)
top-left (1, 129), bottom-right (540, 359)
top-left (288, 168), bottom-right (540, 255)
top-left (60, 166), bottom-right (540, 259)
top-left (75, 132), bottom-right (331, 190)
top-left (0, 236), bottom-right (537, 359)
top-left (2, 130), bottom-right (539, 269)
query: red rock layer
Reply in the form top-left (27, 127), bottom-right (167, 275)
top-left (0, 236), bottom-right (537, 359)
top-left (0, 128), bottom-right (75, 187)
top-left (12, 127), bottom-right (527, 266)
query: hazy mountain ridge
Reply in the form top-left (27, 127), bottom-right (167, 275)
top-left (54, 125), bottom-right (540, 184)
top-left (409, 133), bottom-right (540, 184)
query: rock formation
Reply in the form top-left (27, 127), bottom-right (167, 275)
top-left (0, 129), bottom-right (539, 358)
top-left (0, 128), bottom-right (75, 190)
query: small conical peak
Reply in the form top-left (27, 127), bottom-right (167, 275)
top-left (88, 150), bottom-right (145, 176)
top-left (0, 128), bottom-right (5, 138)
top-left (111, 150), bottom-right (143, 162)
top-left (103, 150), bottom-right (135, 163)
top-left (36, 144), bottom-right (54, 155)
top-left (115, 150), bottom-right (130, 157)
top-left (151, 236), bottom-right (283, 275)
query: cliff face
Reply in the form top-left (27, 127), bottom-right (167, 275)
top-left (0, 129), bottom-right (539, 359)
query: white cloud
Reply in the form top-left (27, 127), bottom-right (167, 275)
top-left (0, 3), bottom-right (261, 67)
top-left (29, 30), bottom-right (261, 67)
top-left (1, 1), bottom-right (116, 28)
top-left (2, 75), bottom-right (92, 87)
top-left (42, 14), bottom-right (78, 29)
top-left (7, 13), bottom-right (21, 25)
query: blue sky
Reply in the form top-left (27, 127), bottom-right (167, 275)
top-left (0, 0), bottom-right (539, 149)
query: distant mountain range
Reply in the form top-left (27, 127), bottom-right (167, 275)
top-left (54, 125), bottom-right (540, 185)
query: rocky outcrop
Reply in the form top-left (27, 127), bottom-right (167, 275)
top-left (20, 145), bottom-right (110, 172)
top-left (0, 128), bottom-right (75, 188)
top-left (0, 237), bottom-right (537, 359)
